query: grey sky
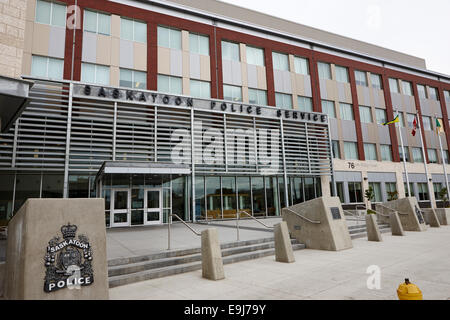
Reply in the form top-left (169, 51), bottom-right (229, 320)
top-left (220, 0), bottom-right (450, 75)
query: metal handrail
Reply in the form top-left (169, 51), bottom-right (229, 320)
top-left (283, 208), bottom-right (321, 224)
top-left (237, 210), bottom-right (274, 229)
top-left (355, 204), bottom-right (367, 211)
top-left (369, 208), bottom-right (390, 217)
top-left (374, 203), bottom-right (396, 213)
top-left (342, 209), bottom-right (365, 219)
top-left (168, 213), bottom-right (201, 250)
top-left (171, 214), bottom-right (201, 236)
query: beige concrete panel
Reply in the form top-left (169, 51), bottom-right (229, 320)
top-left (158, 46), bottom-right (170, 75)
top-left (256, 66), bottom-right (267, 90)
top-left (182, 77), bottom-right (190, 95)
top-left (356, 86), bottom-right (365, 106)
top-left (366, 124), bottom-right (378, 144)
top-left (288, 54), bottom-right (295, 74)
top-left (325, 80), bottom-right (337, 101)
top-left (21, 52), bottom-right (31, 75)
top-left (295, 74), bottom-right (306, 96)
top-left (376, 89), bottom-right (386, 108)
top-left (133, 42), bottom-right (147, 71)
top-left (182, 51), bottom-right (190, 78)
top-left (110, 66), bottom-right (119, 87)
top-left (241, 62), bottom-right (248, 87)
top-left (96, 34), bottom-right (111, 66)
top-left (292, 86), bottom-right (298, 109)
top-left (26, 0), bottom-right (36, 22)
top-left (111, 15), bottom-right (121, 38)
top-left (182, 30), bottom-right (189, 52)
top-left (24, 20), bottom-right (33, 53)
top-left (344, 83), bottom-right (352, 103)
top-left (31, 23), bottom-right (50, 56)
top-left (239, 43), bottom-right (246, 63)
top-left (330, 64), bottom-right (336, 81)
top-left (200, 54), bottom-right (211, 81)
top-left (111, 37), bottom-right (120, 67)
top-left (242, 85), bottom-right (249, 103)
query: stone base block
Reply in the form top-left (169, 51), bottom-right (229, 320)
top-left (390, 212), bottom-right (405, 236)
top-left (201, 228), bottom-right (225, 281)
top-left (422, 209), bottom-right (440, 228)
top-left (380, 197), bottom-right (427, 231)
top-left (434, 208), bottom-right (450, 225)
top-left (274, 221), bottom-right (295, 263)
top-left (366, 214), bottom-right (382, 241)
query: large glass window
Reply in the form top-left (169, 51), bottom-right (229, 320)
top-left (321, 100), bottom-right (335, 118)
top-left (195, 176), bottom-right (205, 219)
top-left (417, 183), bottom-right (429, 201)
top-left (84, 10), bottom-right (110, 35)
top-left (237, 177), bottom-right (251, 215)
top-left (248, 88), bottom-right (267, 106)
top-left (157, 26), bottom-right (181, 49)
top-left (428, 149), bottom-right (438, 164)
top-left (69, 175), bottom-right (90, 198)
top-left (190, 79), bottom-right (211, 99)
top-left (266, 177), bottom-right (279, 216)
top-left (389, 78), bottom-right (399, 93)
top-left (223, 84), bottom-right (242, 102)
top-left (14, 174), bottom-right (41, 213)
top-left (120, 68), bottom-right (146, 89)
top-left (31, 55), bottom-right (64, 80)
top-left (158, 74), bottom-right (182, 94)
top-left (0, 174), bottom-right (14, 221)
top-left (412, 148), bottom-right (424, 163)
top-left (246, 46), bottom-right (264, 66)
top-left (369, 182), bottom-right (382, 202)
top-left (42, 174), bottom-right (63, 198)
top-left (294, 56), bottom-right (309, 75)
top-left (355, 70), bottom-right (368, 86)
top-left (406, 113), bottom-right (416, 128)
top-left (396, 112), bottom-right (405, 127)
top-left (336, 182), bottom-right (344, 203)
top-left (291, 177), bottom-right (303, 205)
top-left (36, 0), bottom-right (66, 27)
top-left (275, 93), bottom-right (292, 109)
top-left (380, 144), bottom-right (392, 161)
top-left (335, 65), bottom-right (349, 83)
top-left (317, 62), bottom-right (331, 80)
top-left (399, 146), bottom-right (409, 162)
top-left (364, 143), bottom-right (377, 160)
top-left (375, 108), bottom-right (387, 124)
top-left (359, 106), bottom-right (372, 123)
top-left (429, 87), bottom-right (439, 101)
top-left (332, 140), bottom-right (340, 159)
top-left (371, 73), bottom-right (383, 90)
top-left (344, 141), bottom-right (358, 160)
top-left (121, 18), bottom-right (147, 42)
top-left (222, 177), bottom-right (236, 218)
top-left (402, 81), bottom-right (413, 96)
top-left (348, 182), bottom-right (363, 203)
top-left (252, 177), bottom-right (265, 217)
top-left (206, 177), bottom-right (221, 219)
top-left (340, 103), bottom-right (354, 121)
top-left (221, 41), bottom-right (240, 61)
top-left (297, 96), bottom-right (312, 112)
top-left (417, 84), bottom-right (427, 99)
top-left (81, 63), bottom-right (110, 85)
top-left (422, 116), bottom-right (432, 131)
top-left (404, 183), bottom-right (414, 197)
top-left (304, 178), bottom-right (315, 201)
top-left (189, 33), bottom-right (209, 55)
top-left (433, 183), bottom-right (443, 202)
top-left (272, 52), bottom-right (289, 71)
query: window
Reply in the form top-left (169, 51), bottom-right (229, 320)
top-left (340, 103), bottom-right (354, 121)
top-left (344, 142), bottom-right (358, 160)
top-left (31, 55), bottom-right (64, 80)
top-left (371, 73), bottom-right (383, 90)
top-left (221, 41), bottom-right (240, 61)
top-left (248, 88), bottom-right (267, 105)
top-left (445, 91), bottom-right (450, 102)
top-left (429, 87), bottom-right (439, 101)
top-left (428, 149), bottom-right (438, 164)
top-left (158, 74), bottom-right (182, 94)
top-left (275, 93), bottom-right (292, 109)
top-left (317, 62), bottom-right (331, 80)
top-left (322, 100), bottom-right (335, 118)
top-left (396, 112), bottom-right (405, 127)
top-left (385, 182), bottom-right (397, 195)
top-left (417, 183), bottom-right (429, 201)
top-left (359, 106), bottom-right (372, 123)
top-left (120, 69), bottom-right (146, 89)
top-left (444, 150), bottom-right (450, 164)
top-left (402, 81), bottom-right (413, 96)
top-left (332, 141), bottom-right (340, 159)
top-left (434, 183), bottom-right (443, 201)
top-left (412, 147), bottom-right (423, 163)
top-left (369, 182), bottom-right (382, 202)
top-left (348, 182), bottom-right (363, 203)
top-left (417, 84), bottom-right (427, 99)
top-left (189, 33), bottom-right (209, 56)
top-left (354, 70), bottom-right (367, 86)
top-left (399, 146), bottom-right (409, 162)
top-left (422, 116), bottom-right (432, 131)
top-left (121, 18), bottom-right (147, 42)
top-left (436, 118), bottom-right (444, 134)
top-left (294, 56), bottom-right (309, 75)
top-left (223, 84), bottom-right (242, 102)
top-left (246, 46), bottom-right (264, 66)
top-left (404, 183), bottom-right (414, 197)
top-left (190, 80), bottom-right (211, 99)
top-left (297, 96), bottom-right (312, 112)
top-left (84, 10), bottom-right (110, 35)
top-left (389, 78), bottom-right (399, 93)
top-left (81, 63), bottom-right (110, 85)
top-left (158, 26), bottom-right (181, 49)
top-left (335, 65), bottom-right (349, 83)
top-left (375, 108), bottom-right (387, 124)
top-left (406, 113), bottom-right (416, 128)
top-left (364, 143), bottom-right (377, 160)
top-left (380, 145), bottom-right (392, 161)
top-left (36, 0), bottom-right (66, 27)
top-left (272, 52), bottom-right (289, 71)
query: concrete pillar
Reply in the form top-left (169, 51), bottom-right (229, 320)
top-left (365, 214), bottom-right (382, 242)
top-left (274, 221), bottom-right (295, 263)
top-left (201, 228), bottom-right (225, 281)
top-left (390, 212), bottom-right (405, 236)
top-left (423, 209), bottom-right (440, 228)
top-left (320, 176), bottom-right (331, 197)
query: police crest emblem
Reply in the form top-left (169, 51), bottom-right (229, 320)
top-left (43, 223), bottom-right (94, 292)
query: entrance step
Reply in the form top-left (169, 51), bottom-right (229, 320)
top-left (108, 238), bottom-right (305, 288)
top-left (348, 222), bottom-right (391, 239)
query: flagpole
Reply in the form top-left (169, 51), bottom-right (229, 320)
top-left (396, 109), bottom-right (411, 197)
top-left (435, 114), bottom-right (450, 205)
top-left (416, 111), bottom-right (434, 207)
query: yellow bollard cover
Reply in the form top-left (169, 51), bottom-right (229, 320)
top-left (397, 279), bottom-right (423, 300)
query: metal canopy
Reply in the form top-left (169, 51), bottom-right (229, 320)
top-left (97, 161), bottom-right (191, 177)
top-left (0, 76), bottom-right (33, 133)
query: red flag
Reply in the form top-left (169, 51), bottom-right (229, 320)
top-left (412, 116), bottom-right (417, 136)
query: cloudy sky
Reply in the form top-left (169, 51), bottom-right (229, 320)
top-left (220, 0), bottom-right (450, 75)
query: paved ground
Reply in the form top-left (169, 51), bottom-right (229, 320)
top-left (109, 226), bottom-right (450, 300)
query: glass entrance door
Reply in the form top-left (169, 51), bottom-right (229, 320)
top-left (145, 188), bottom-right (162, 225)
top-left (111, 188), bottom-right (130, 227)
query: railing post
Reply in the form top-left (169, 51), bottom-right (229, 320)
top-left (236, 210), bottom-right (240, 241)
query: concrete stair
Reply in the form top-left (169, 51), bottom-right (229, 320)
top-left (348, 222), bottom-right (391, 239)
top-left (108, 237), bottom-right (305, 288)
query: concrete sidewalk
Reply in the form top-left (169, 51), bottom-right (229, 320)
top-left (109, 226), bottom-right (450, 300)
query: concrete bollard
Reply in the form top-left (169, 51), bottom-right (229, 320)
top-left (274, 221), bottom-right (295, 263)
top-left (390, 212), bottom-right (405, 236)
top-left (423, 209), bottom-right (440, 228)
top-left (201, 228), bottom-right (225, 281)
top-left (365, 214), bottom-right (382, 242)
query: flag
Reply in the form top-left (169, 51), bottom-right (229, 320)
top-left (382, 115), bottom-right (399, 126)
top-left (412, 116), bottom-right (417, 136)
top-left (436, 118), bottom-right (443, 135)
